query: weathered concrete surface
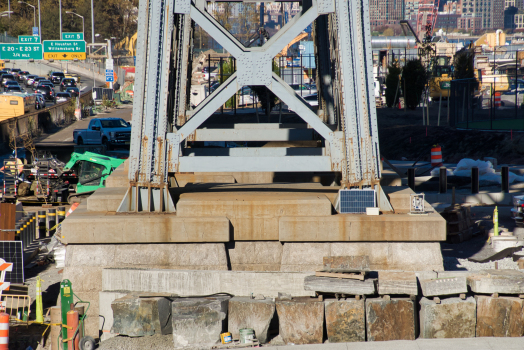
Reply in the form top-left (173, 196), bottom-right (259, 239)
top-left (420, 277), bottom-right (468, 297)
top-left (323, 256), bottom-right (370, 272)
top-left (172, 297), bottom-right (229, 348)
top-left (195, 172), bottom-right (274, 184)
top-left (467, 270), bottom-right (524, 294)
top-left (87, 186), bottom-right (128, 212)
top-left (228, 297), bottom-right (275, 343)
top-left (419, 297), bottom-right (476, 339)
top-left (476, 296), bottom-right (524, 337)
top-left (437, 271), bottom-right (477, 279)
top-left (385, 187), bottom-right (428, 212)
top-left (105, 168), bottom-right (129, 188)
top-left (276, 298), bottom-right (324, 344)
top-left (325, 299), bottom-right (365, 342)
top-left (366, 298), bottom-right (416, 341)
top-left (304, 276), bottom-right (376, 295)
top-left (279, 212), bottom-right (446, 241)
top-left (227, 241), bottom-right (283, 271)
top-left (61, 203), bottom-right (230, 243)
top-left (281, 242), bottom-right (444, 271)
top-left (174, 173), bottom-right (236, 187)
top-left (102, 268), bottom-right (315, 297)
top-left (378, 271), bottom-right (417, 295)
top-left (99, 291), bottom-right (128, 341)
top-left (111, 294), bottom-right (172, 336)
top-left (177, 191), bottom-right (332, 241)
top-left (64, 243), bottom-right (228, 339)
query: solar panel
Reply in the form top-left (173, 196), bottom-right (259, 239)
top-left (339, 189), bottom-right (376, 214)
top-left (0, 241), bottom-right (24, 284)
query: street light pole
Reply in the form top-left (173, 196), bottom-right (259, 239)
top-left (66, 11), bottom-right (85, 39)
top-left (18, 1), bottom-right (36, 29)
top-left (91, 0), bottom-right (95, 44)
top-left (38, 0), bottom-right (41, 38)
top-left (59, 0), bottom-right (62, 39)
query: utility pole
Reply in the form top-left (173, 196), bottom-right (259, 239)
top-left (91, 0), bottom-right (95, 44)
top-left (59, 0), bottom-right (62, 38)
top-left (38, 0), bottom-right (41, 39)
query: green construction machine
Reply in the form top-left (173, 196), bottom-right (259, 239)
top-left (63, 151), bottom-right (125, 203)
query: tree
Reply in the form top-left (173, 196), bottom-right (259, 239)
top-left (383, 28), bottom-right (394, 36)
top-left (401, 59), bottom-right (428, 109)
top-left (385, 62), bottom-right (401, 108)
top-left (453, 50), bottom-right (475, 80)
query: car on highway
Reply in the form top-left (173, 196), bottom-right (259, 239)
top-left (56, 92), bottom-right (71, 103)
top-left (37, 79), bottom-right (54, 87)
top-left (4, 81), bottom-right (21, 91)
top-left (17, 71), bottom-right (30, 82)
top-left (49, 72), bottom-right (65, 84)
top-left (9, 68), bottom-right (20, 75)
top-left (202, 66), bottom-right (218, 80)
top-left (25, 75), bottom-right (37, 86)
top-left (60, 78), bottom-right (77, 91)
top-left (65, 87), bottom-right (80, 98)
top-left (73, 118), bottom-right (132, 149)
top-left (34, 85), bottom-right (55, 101)
top-left (289, 83), bottom-right (317, 97)
top-left (35, 94), bottom-right (46, 109)
top-left (32, 77), bottom-right (46, 87)
top-left (1, 74), bottom-right (16, 87)
top-left (4, 86), bottom-right (23, 93)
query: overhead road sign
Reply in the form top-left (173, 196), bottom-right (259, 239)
top-left (43, 40), bottom-right (86, 60)
top-left (0, 43), bottom-right (43, 60)
top-left (32, 27), bottom-right (39, 36)
top-left (62, 32), bottom-right (84, 41)
top-left (19, 35), bottom-right (40, 43)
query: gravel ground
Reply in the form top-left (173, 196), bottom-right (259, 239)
top-left (97, 334), bottom-right (175, 350)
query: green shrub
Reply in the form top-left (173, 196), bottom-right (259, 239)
top-left (401, 59), bottom-right (428, 110)
top-left (385, 63), bottom-right (401, 108)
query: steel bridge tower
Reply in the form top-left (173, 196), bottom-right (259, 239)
top-left (118, 0), bottom-right (389, 212)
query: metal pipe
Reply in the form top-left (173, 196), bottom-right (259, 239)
top-left (371, 37), bottom-right (417, 49)
top-left (471, 166), bottom-right (479, 194)
top-left (501, 166), bottom-right (509, 193)
top-left (439, 167), bottom-right (447, 194)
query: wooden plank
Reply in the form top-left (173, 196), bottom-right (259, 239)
top-left (0, 203), bottom-right (16, 241)
top-left (304, 275), bottom-right (376, 295)
top-left (315, 271), bottom-right (365, 281)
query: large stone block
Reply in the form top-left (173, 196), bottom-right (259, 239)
top-left (325, 299), bottom-right (365, 343)
top-left (99, 291), bottom-right (128, 341)
top-left (468, 270), bottom-right (524, 294)
top-left (378, 271), bottom-right (417, 295)
top-left (172, 297), bottom-right (229, 348)
top-left (365, 298), bottom-right (416, 341)
top-left (227, 241), bottom-right (283, 271)
top-left (65, 244), bottom-right (116, 268)
top-left (476, 296), bottom-right (524, 337)
top-left (419, 297), bottom-right (476, 338)
top-left (177, 192), bottom-right (332, 240)
top-left (111, 294), bottom-right (172, 337)
top-left (276, 298), bottom-right (324, 344)
top-left (63, 267), bottom-right (103, 293)
top-left (304, 276), bottom-right (376, 295)
top-left (87, 186), bottom-right (128, 212)
top-left (420, 277), bottom-right (468, 297)
top-left (323, 256), bottom-right (370, 272)
top-left (228, 297), bottom-right (275, 343)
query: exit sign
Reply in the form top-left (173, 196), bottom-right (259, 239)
top-left (62, 33), bottom-right (84, 41)
top-left (18, 36), bottom-right (40, 44)
top-left (0, 44), bottom-right (43, 60)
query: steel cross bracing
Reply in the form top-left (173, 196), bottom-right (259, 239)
top-left (120, 0), bottom-right (383, 213)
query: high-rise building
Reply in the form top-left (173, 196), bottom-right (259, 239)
top-left (369, 0), bottom-right (405, 29)
top-left (461, 0), bottom-right (505, 29)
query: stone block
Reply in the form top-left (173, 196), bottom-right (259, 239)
top-left (102, 268), bottom-right (314, 297)
top-left (63, 267), bottom-right (103, 293)
top-left (228, 297), bottom-right (275, 343)
top-left (177, 192), bottom-right (332, 240)
top-left (437, 271), bottom-right (477, 279)
top-left (378, 271), bottom-right (417, 295)
top-left (467, 270), bottom-right (524, 294)
top-left (65, 244), bottom-right (116, 268)
top-left (73, 291), bottom-right (100, 338)
top-left (105, 169), bottom-right (129, 188)
top-left (172, 297), bottom-right (229, 348)
top-left (111, 294), bottom-right (172, 336)
top-left (325, 299), bottom-right (365, 342)
top-left (476, 295), bottom-right (524, 337)
top-left (419, 297), bottom-right (476, 338)
top-left (420, 277), bottom-right (468, 297)
top-left (304, 275), bottom-right (376, 295)
top-left (227, 241), bottom-right (283, 271)
top-left (99, 291), bottom-right (128, 341)
top-left (276, 298), bottom-right (324, 344)
top-left (87, 186), bottom-right (128, 212)
top-left (322, 256), bottom-right (370, 272)
top-left (365, 298), bottom-right (416, 341)
top-left (174, 173), bottom-right (236, 187)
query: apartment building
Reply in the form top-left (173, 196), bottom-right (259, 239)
top-left (370, 0), bottom-right (405, 28)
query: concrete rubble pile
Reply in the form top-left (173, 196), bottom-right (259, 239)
top-left (100, 256), bottom-right (524, 347)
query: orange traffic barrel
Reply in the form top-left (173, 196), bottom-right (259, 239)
top-left (431, 145), bottom-right (443, 167)
top-left (494, 92), bottom-right (501, 107)
top-left (0, 312), bottom-right (9, 350)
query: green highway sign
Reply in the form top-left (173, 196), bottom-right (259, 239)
top-left (62, 32), bottom-right (84, 41)
top-left (43, 40), bottom-right (86, 60)
top-left (0, 43), bottom-right (43, 60)
top-left (18, 35), bottom-right (40, 43)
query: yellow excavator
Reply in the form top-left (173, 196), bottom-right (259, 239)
top-left (276, 32), bottom-right (308, 57)
top-left (114, 33), bottom-right (137, 57)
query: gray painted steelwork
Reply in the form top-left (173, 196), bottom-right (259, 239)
top-left (371, 37), bottom-right (417, 49)
top-left (120, 0), bottom-right (384, 212)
